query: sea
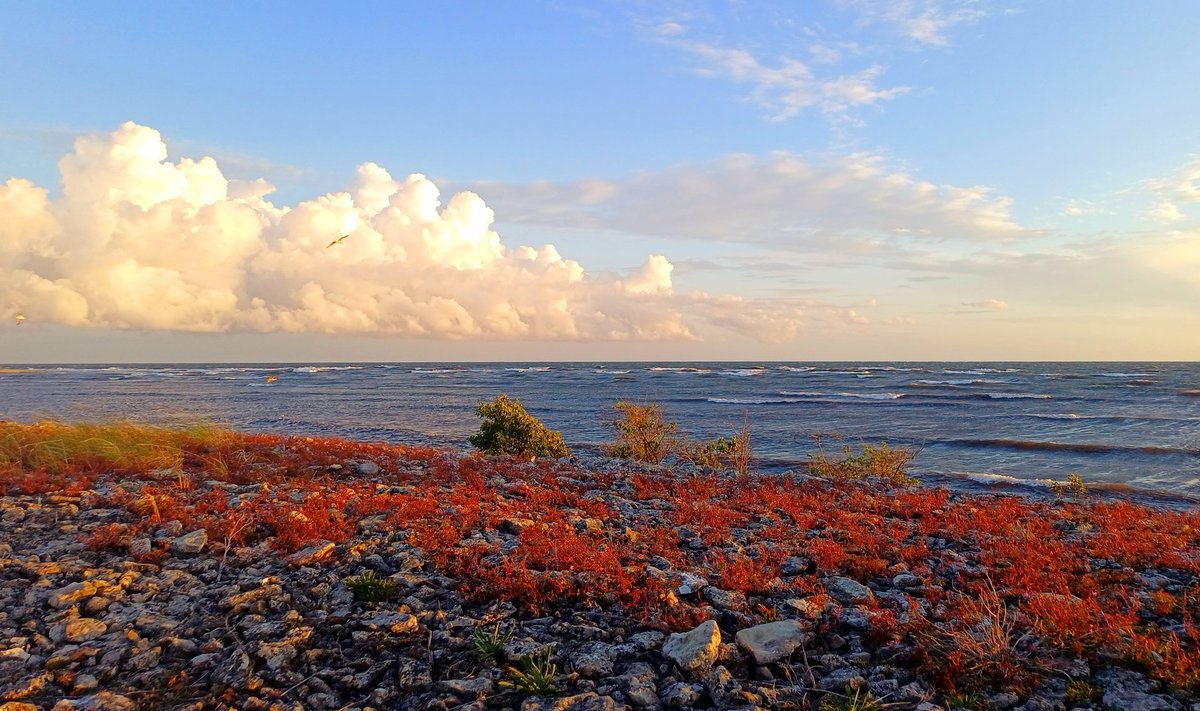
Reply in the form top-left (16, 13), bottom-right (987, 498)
top-left (1, 362), bottom-right (1198, 507)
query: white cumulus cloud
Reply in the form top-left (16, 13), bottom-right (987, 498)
top-left (0, 122), bottom-right (837, 343)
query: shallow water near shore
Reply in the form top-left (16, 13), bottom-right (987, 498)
top-left (1, 361), bottom-right (1198, 505)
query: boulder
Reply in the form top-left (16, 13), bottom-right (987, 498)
top-left (662, 619), bottom-right (721, 676)
top-left (734, 619), bottom-right (811, 665)
top-left (170, 530), bottom-right (207, 556)
top-left (825, 576), bottom-right (873, 605)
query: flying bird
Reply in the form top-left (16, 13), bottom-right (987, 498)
top-left (14, 314), bottom-right (24, 326)
top-left (326, 234), bottom-right (350, 248)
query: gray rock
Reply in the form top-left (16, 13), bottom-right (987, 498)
top-left (734, 620), bottom-right (810, 665)
top-left (255, 641), bottom-right (296, 672)
top-left (662, 620), bottom-right (721, 676)
top-left (214, 650), bottom-right (255, 690)
top-left (51, 692), bottom-right (135, 711)
top-left (825, 576), bottom-right (874, 605)
top-left (659, 680), bottom-right (704, 709)
top-left (52, 618), bottom-right (108, 643)
top-left (396, 656), bottom-right (432, 689)
top-left (72, 674), bottom-right (99, 694)
top-left (286, 540), bottom-right (335, 566)
top-left (355, 461), bottom-right (381, 475)
top-left (571, 642), bottom-right (616, 679)
top-left (626, 631), bottom-right (665, 651)
top-left (170, 529), bottom-right (207, 556)
top-left (438, 677), bottom-right (495, 698)
top-left (47, 581), bottom-right (97, 609)
top-left (989, 692), bottom-right (1020, 709)
top-left (701, 587), bottom-right (747, 610)
top-left (358, 611), bottom-right (418, 634)
top-left (704, 665), bottom-right (742, 707)
top-left (520, 692), bottom-right (624, 711)
top-left (676, 572), bottom-right (708, 595)
top-left (1101, 689), bottom-right (1181, 711)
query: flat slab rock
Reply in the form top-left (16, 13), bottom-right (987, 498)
top-left (734, 619), bottom-right (811, 665)
top-left (824, 576), bottom-right (873, 605)
top-left (661, 619), bottom-right (721, 675)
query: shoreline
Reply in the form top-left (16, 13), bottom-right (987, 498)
top-left (0, 424), bottom-right (1197, 710)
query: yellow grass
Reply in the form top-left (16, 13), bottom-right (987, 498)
top-left (0, 420), bottom-right (231, 474)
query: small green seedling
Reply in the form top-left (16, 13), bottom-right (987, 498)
top-left (345, 570), bottom-right (399, 602)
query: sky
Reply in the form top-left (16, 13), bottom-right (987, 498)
top-left (1, 1), bottom-right (1199, 362)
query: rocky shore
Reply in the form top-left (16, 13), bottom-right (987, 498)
top-left (0, 429), bottom-right (1197, 710)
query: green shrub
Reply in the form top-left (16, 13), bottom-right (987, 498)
top-left (345, 570), bottom-right (399, 602)
top-left (604, 401), bottom-right (678, 464)
top-left (500, 646), bottom-right (558, 694)
top-left (682, 419), bottom-right (752, 476)
top-left (806, 438), bottom-right (918, 485)
top-left (469, 394), bottom-right (570, 459)
top-left (1064, 680), bottom-right (1102, 705)
top-left (818, 685), bottom-right (883, 711)
top-left (1050, 472), bottom-right (1088, 500)
top-left (471, 623), bottom-right (512, 659)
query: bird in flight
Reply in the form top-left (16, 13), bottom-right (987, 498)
top-left (326, 234), bottom-right (350, 248)
top-left (14, 314), bottom-right (24, 326)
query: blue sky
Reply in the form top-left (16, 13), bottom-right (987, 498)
top-left (2, 1), bottom-right (1199, 360)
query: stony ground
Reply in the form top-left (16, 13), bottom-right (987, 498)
top-left (0, 430), bottom-right (1198, 711)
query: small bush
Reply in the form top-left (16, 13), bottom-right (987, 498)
top-left (1050, 472), bottom-right (1087, 500)
top-left (500, 646), bottom-right (558, 694)
top-left (604, 401), bottom-right (678, 464)
top-left (806, 437), bottom-right (918, 485)
top-left (1064, 680), bottom-right (1102, 705)
top-left (818, 685), bottom-right (883, 711)
top-left (683, 419), bottom-right (752, 476)
top-left (471, 623), bottom-right (512, 659)
top-left (345, 570), bottom-right (399, 602)
top-left (469, 395), bottom-right (570, 459)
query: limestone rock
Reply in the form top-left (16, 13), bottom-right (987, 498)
top-left (47, 581), bottom-right (97, 609)
top-left (734, 619), bottom-right (811, 665)
top-left (52, 618), bottom-right (108, 643)
top-left (662, 620), bottom-right (721, 676)
top-left (825, 576), bottom-right (874, 605)
top-left (170, 529), bottom-right (207, 556)
top-left (285, 541), bottom-right (335, 566)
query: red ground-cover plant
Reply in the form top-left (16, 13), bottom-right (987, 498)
top-left (7, 421), bottom-right (1200, 696)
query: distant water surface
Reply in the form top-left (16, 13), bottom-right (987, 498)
top-left (1, 362), bottom-right (1198, 506)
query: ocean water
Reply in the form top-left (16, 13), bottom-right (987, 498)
top-left (1, 362), bottom-right (1198, 505)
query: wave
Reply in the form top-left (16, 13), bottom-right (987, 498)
top-left (719, 368), bottom-right (767, 377)
top-left (985, 392), bottom-right (1053, 399)
top-left (1027, 413), bottom-right (1200, 423)
top-left (948, 438), bottom-right (1200, 456)
top-left (778, 391), bottom-right (908, 401)
top-left (595, 369), bottom-right (631, 374)
top-left (708, 397), bottom-right (804, 405)
top-left (505, 366), bottom-right (552, 373)
top-left (1100, 372), bottom-right (1152, 378)
top-left (648, 367), bottom-right (712, 374)
top-left (291, 366), bottom-right (365, 373)
top-left (943, 368), bottom-right (1021, 375)
top-left (778, 366), bottom-right (815, 372)
top-left (1181, 389), bottom-right (1200, 397)
top-left (411, 368), bottom-right (464, 374)
top-left (925, 470), bottom-right (1200, 506)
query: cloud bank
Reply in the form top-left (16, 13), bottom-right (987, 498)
top-left (0, 123), bottom-right (844, 342)
top-left (469, 152), bottom-right (1026, 246)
